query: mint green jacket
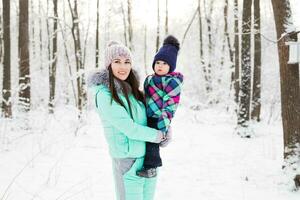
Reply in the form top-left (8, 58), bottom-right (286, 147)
top-left (92, 84), bottom-right (159, 158)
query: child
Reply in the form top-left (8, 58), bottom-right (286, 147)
top-left (137, 35), bottom-right (184, 178)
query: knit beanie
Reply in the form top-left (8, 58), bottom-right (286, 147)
top-left (105, 41), bottom-right (132, 69)
top-left (152, 35), bottom-right (180, 73)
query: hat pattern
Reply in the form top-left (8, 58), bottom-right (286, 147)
top-left (105, 41), bottom-right (132, 69)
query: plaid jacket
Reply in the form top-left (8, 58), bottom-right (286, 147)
top-left (144, 72), bottom-right (183, 133)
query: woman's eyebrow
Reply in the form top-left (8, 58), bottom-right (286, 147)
top-left (113, 58), bottom-right (121, 61)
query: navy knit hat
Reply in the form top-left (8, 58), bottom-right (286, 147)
top-left (152, 35), bottom-right (180, 73)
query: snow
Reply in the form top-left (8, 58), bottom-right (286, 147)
top-left (286, 42), bottom-right (300, 64)
top-left (0, 106), bottom-right (299, 200)
top-left (1, 0), bottom-right (300, 199)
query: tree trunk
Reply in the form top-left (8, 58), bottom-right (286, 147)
top-left (182, 7), bottom-right (198, 45)
top-left (82, 11), bottom-right (90, 68)
top-left (0, 8), bottom-right (3, 66)
top-left (237, 0), bottom-right (252, 136)
top-left (30, 0), bottom-right (35, 57)
top-left (220, 0), bottom-right (234, 107)
top-left (59, 0), bottom-right (77, 107)
top-left (0, 4), bottom-right (4, 64)
top-left (271, 0), bottom-right (300, 189)
top-left (233, 0), bottom-right (240, 104)
top-left (127, 0), bottom-right (133, 50)
top-left (68, 0), bottom-right (86, 116)
top-left (156, 0), bottom-right (160, 52)
top-left (198, 0), bottom-right (205, 75)
top-left (225, 0), bottom-right (234, 93)
top-left (2, 0), bottom-right (12, 118)
top-left (19, 0), bottom-right (31, 111)
top-left (49, 0), bottom-right (58, 113)
top-left (251, 0), bottom-right (261, 121)
top-left (220, 0), bottom-right (227, 67)
top-left (165, 0), bottom-right (168, 35)
top-left (95, 0), bottom-right (100, 68)
top-left (204, 0), bottom-right (214, 93)
top-left (104, 2), bottom-right (111, 42)
top-left (38, 0), bottom-right (43, 71)
top-left (62, 0), bottom-right (70, 104)
top-left (46, 0), bottom-right (51, 106)
top-left (121, 1), bottom-right (128, 46)
top-left (221, 0), bottom-right (233, 67)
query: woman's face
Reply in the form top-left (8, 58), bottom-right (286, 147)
top-left (111, 56), bottom-right (132, 80)
top-left (154, 60), bottom-right (170, 75)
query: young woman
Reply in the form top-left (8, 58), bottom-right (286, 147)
top-left (88, 41), bottom-right (166, 200)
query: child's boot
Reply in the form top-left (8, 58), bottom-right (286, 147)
top-left (136, 168), bottom-right (157, 178)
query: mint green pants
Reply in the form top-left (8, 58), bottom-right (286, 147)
top-left (112, 157), bottom-right (158, 200)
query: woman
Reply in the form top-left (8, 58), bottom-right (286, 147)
top-left (88, 41), bottom-right (166, 200)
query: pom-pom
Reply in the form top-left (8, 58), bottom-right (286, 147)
top-left (163, 35), bottom-right (180, 50)
top-left (107, 40), bottom-right (120, 47)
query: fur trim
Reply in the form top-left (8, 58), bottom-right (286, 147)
top-left (88, 68), bottom-right (138, 94)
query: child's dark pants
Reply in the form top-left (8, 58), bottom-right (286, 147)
top-left (143, 117), bottom-right (162, 169)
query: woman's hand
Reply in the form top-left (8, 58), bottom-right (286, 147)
top-left (153, 130), bottom-right (166, 143)
top-left (159, 126), bottom-right (172, 147)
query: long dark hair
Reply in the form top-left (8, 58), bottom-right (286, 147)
top-left (108, 65), bottom-right (145, 118)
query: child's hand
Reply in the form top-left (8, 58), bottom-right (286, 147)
top-left (160, 126), bottom-right (172, 147)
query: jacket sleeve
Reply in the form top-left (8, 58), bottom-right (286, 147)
top-left (157, 76), bottom-right (183, 132)
top-left (95, 88), bottom-right (159, 142)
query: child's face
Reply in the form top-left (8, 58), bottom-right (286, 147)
top-left (154, 60), bottom-right (170, 75)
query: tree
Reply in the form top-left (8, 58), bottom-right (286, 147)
top-left (95, 0), bottom-right (100, 68)
top-left (68, 0), bottom-right (87, 116)
top-left (165, 0), bottom-right (168, 35)
top-left (156, 0), bottom-right (160, 52)
top-left (224, 0), bottom-right (235, 98)
top-left (203, 0), bottom-right (214, 93)
top-left (121, 1), bottom-right (128, 46)
top-left (19, 0), bottom-right (31, 111)
top-left (127, 0), bottom-right (133, 50)
top-left (221, 0), bottom-right (233, 69)
top-left (0, 5), bottom-right (3, 66)
top-left (237, 0), bottom-right (252, 136)
top-left (49, 0), bottom-right (58, 113)
top-left (120, 0), bottom-right (133, 50)
top-left (59, 0), bottom-right (77, 106)
top-left (198, 0), bottom-right (205, 78)
top-left (38, 0), bottom-right (43, 71)
top-left (2, 0), bottom-right (12, 118)
top-left (30, 0), bottom-right (35, 57)
top-left (251, 0), bottom-right (262, 121)
top-left (271, 0), bottom-right (300, 189)
top-left (233, 0), bottom-right (240, 104)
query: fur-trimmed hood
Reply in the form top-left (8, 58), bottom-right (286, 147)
top-left (88, 68), bottom-right (139, 94)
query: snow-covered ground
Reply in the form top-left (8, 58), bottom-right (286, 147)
top-left (1, 1), bottom-right (300, 199)
top-left (0, 106), bottom-right (299, 200)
